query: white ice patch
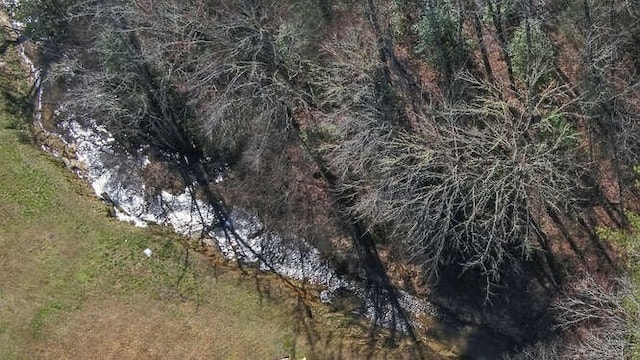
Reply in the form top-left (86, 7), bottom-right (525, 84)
top-left (115, 207), bottom-right (148, 228)
top-left (209, 211), bottom-right (350, 293)
top-left (47, 117), bottom-right (439, 332)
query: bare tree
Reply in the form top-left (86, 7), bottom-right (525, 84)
top-left (329, 70), bottom-right (587, 295)
top-left (504, 273), bottom-right (639, 359)
top-left (552, 275), bottom-right (639, 359)
top-left (126, 0), bottom-right (324, 164)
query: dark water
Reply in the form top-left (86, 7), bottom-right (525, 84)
top-left (424, 258), bottom-right (558, 359)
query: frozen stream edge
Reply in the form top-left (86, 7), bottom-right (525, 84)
top-left (17, 40), bottom-right (439, 332)
top-left (60, 119), bottom-right (439, 331)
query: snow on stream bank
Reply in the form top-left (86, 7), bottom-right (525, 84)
top-left (17, 38), bottom-right (438, 330)
top-left (59, 118), bottom-right (439, 330)
top-left (64, 118), bottom-right (436, 326)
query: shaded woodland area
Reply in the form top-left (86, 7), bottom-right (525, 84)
top-left (6, 0), bottom-right (640, 357)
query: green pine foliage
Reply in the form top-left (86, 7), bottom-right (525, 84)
top-left (508, 19), bottom-right (555, 83)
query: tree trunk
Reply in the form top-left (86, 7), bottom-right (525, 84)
top-left (487, 0), bottom-right (516, 91)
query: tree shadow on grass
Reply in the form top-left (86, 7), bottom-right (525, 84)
top-left (200, 220), bottom-right (441, 359)
top-left (237, 250), bottom-right (435, 359)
